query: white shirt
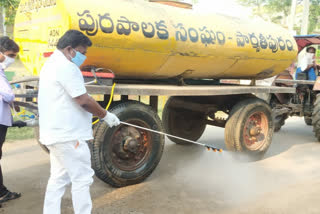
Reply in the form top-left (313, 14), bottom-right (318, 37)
top-left (298, 53), bottom-right (315, 71)
top-left (38, 50), bottom-right (92, 145)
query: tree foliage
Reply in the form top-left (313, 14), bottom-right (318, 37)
top-left (237, 0), bottom-right (290, 19)
top-left (238, 0), bottom-right (320, 33)
top-left (235, 0), bottom-right (266, 16)
top-left (0, 0), bottom-right (20, 25)
top-left (309, 0), bottom-right (320, 33)
top-left (264, 0), bottom-right (291, 16)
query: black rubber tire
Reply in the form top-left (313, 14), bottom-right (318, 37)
top-left (162, 97), bottom-right (206, 145)
top-left (274, 114), bottom-right (288, 132)
top-left (304, 116), bottom-right (312, 126)
top-left (34, 127), bottom-right (49, 153)
top-left (91, 101), bottom-right (164, 187)
top-left (225, 98), bottom-right (274, 157)
top-left (312, 94), bottom-right (320, 141)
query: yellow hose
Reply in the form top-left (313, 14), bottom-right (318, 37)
top-left (92, 83), bottom-right (116, 125)
top-left (17, 109), bottom-right (26, 116)
top-left (12, 107), bottom-right (26, 118)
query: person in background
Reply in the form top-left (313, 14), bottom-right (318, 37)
top-left (38, 30), bottom-right (120, 214)
top-left (0, 36), bottom-right (21, 204)
top-left (296, 46), bottom-right (320, 80)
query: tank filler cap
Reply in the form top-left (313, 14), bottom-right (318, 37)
top-left (149, 0), bottom-right (193, 9)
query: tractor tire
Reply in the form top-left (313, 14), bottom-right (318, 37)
top-left (312, 94), bottom-right (320, 141)
top-left (225, 98), bottom-right (274, 157)
top-left (34, 127), bottom-right (49, 153)
top-left (274, 114), bottom-right (288, 132)
top-left (304, 116), bottom-right (312, 126)
top-left (162, 97), bottom-right (206, 145)
top-left (91, 101), bottom-right (164, 187)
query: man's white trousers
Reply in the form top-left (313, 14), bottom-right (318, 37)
top-left (43, 140), bottom-right (94, 214)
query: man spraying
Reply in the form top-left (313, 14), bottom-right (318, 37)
top-left (38, 30), bottom-right (120, 214)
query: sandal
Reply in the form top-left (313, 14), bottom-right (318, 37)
top-left (0, 191), bottom-right (21, 203)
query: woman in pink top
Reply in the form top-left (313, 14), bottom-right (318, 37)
top-left (0, 36), bottom-right (20, 204)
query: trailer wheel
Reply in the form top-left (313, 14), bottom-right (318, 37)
top-left (312, 94), bottom-right (320, 141)
top-left (274, 114), bottom-right (288, 132)
top-left (34, 127), bottom-right (49, 153)
top-left (225, 98), bottom-right (273, 157)
top-left (91, 101), bottom-right (164, 187)
top-left (162, 97), bottom-right (206, 145)
top-left (304, 116), bottom-right (312, 126)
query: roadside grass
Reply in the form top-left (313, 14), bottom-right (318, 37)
top-left (6, 114), bottom-right (35, 141)
top-left (6, 126), bottom-right (34, 141)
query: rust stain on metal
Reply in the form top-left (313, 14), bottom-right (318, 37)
top-left (256, 68), bottom-right (275, 79)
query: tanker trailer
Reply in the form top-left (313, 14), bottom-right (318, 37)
top-left (13, 0), bottom-right (297, 187)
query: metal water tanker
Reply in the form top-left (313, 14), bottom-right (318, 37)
top-left (12, 0), bottom-right (301, 188)
top-left (14, 0), bottom-right (297, 79)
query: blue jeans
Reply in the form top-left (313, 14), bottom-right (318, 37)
top-left (295, 67), bottom-right (316, 80)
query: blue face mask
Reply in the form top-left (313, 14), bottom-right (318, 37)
top-left (71, 49), bottom-right (86, 67)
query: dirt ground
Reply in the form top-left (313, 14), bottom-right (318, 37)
top-left (1, 117), bottom-right (320, 214)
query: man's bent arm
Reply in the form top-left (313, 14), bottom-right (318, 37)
top-left (74, 93), bottom-right (106, 118)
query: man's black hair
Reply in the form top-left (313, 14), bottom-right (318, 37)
top-left (0, 36), bottom-right (20, 53)
top-left (306, 46), bottom-right (316, 53)
top-left (57, 30), bottom-right (92, 49)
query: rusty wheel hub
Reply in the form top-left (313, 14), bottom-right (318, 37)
top-left (109, 121), bottom-right (151, 171)
top-left (123, 136), bottom-right (140, 153)
top-left (249, 125), bottom-right (262, 137)
top-left (243, 112), bottom-right (268, 151)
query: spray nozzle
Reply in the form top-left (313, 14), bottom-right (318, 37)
top-left (206, 146), bottom-right (223, 153)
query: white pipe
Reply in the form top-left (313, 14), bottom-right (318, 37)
top-left (120, 121), bottom-right (222, 151)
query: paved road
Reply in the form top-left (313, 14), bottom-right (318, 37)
top-left (1, 117), bottom-right (320, 214)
